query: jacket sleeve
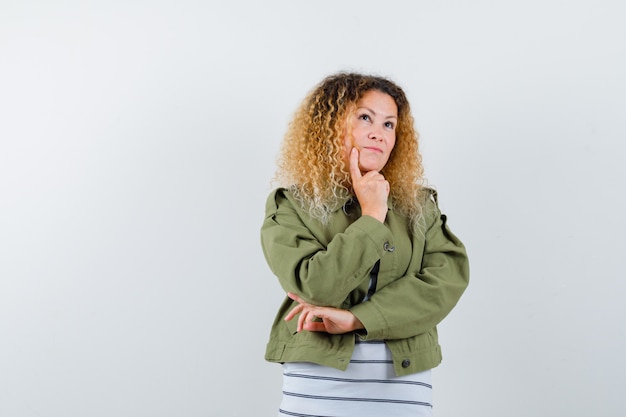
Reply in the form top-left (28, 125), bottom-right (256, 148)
top-left (350, 197), bottom-right (470, 340)
top-left (260, 189), bottom-right (392, 307)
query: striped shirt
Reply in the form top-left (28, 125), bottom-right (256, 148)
top-left (278, 339), bottom-right (433, 417)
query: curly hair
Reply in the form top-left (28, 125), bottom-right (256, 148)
top-left (275, 72), bottom-right (428, 229)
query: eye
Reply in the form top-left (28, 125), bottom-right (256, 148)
top-left (358, 113), bottom-right (371, 122)
top-left (384, 121), bottom-right (395, 129)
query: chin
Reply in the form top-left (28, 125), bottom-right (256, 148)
top-left (362, 165), bottom-right (383, 172)
top-left (360, 159), bottom-right (384, 170)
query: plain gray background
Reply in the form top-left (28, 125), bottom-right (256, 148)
top-left (1, 1), bottom-right (625, 416)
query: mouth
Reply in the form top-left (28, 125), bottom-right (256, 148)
top-left (363, 146), bottom-right (383, 153)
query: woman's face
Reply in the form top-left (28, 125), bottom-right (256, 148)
top-left (343, 89), bottom-right (398, 173)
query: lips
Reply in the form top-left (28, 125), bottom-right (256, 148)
top-left (363, 146), bottom-right (383, 153)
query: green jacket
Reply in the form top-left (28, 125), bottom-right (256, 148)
top-left (260, 187), bottom-right (469, 376)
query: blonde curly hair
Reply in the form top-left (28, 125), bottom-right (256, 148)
top-left (275, 72), bottom-right (428, 229)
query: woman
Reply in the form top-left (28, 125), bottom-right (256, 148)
top-left (260, 72), bottom-right (469, 417)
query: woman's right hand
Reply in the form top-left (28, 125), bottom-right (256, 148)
top-left (350, 147), bottom-right (389, 223)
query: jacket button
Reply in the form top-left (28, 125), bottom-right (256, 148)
top-left (383, 242), bottom-right (395, 252)
top-left (401, 359), bottom-right (411, 368)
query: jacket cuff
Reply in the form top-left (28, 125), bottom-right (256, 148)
top-left (348, 215), bottom-right (393, 259)
top-left (350, 300), bottom-right (387, 340)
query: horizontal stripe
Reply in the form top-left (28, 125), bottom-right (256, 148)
top-left (283, 391), bottom-right (432, 407)
top-left (278, 408), bottom-right (337, 417)
top-left (284, 372), bottom-right (432, 388)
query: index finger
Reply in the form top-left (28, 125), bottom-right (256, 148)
top-left (349, 147), bottom-right (362, 180)
top-left (287, 292), bottom-right (305, 304)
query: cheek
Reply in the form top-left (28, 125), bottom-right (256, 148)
top-left (351, 124), bottom-right (365, 141)
top-left (341, 135), bottom-right (352, 166)
top-left (343, 130), bottom-right (352, 147)
top-left (387, 134), bottom-right (397, 152)
top-left (385, 137), bottom-right (397, 162)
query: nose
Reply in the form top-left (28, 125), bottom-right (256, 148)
top-left (368, 125), bottom-right (384, 141)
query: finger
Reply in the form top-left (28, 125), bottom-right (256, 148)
top-left (298, 309), bottom-right (311, 332)
top-left (284, 303), bottom-right (303, 322)
top-left (361, 170), bottom-right (383, 179)
top-left (303, 321), bottom-right (327, 332)
top-left (288, 292), bottom-right (311, 308)
top-left (349, 148), bottom-right (362, 181)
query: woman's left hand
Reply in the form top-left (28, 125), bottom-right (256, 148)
top-left (284, 292), bottom-right (364, 334)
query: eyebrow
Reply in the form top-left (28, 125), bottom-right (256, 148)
top-left (357, 106), bottom-right (398, 119)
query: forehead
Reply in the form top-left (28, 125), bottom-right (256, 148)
top-left (356, 90), bottom-right (398, 115)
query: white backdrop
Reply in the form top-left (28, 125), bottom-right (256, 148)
top-left (1, 1), bottom-right (625, 416)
